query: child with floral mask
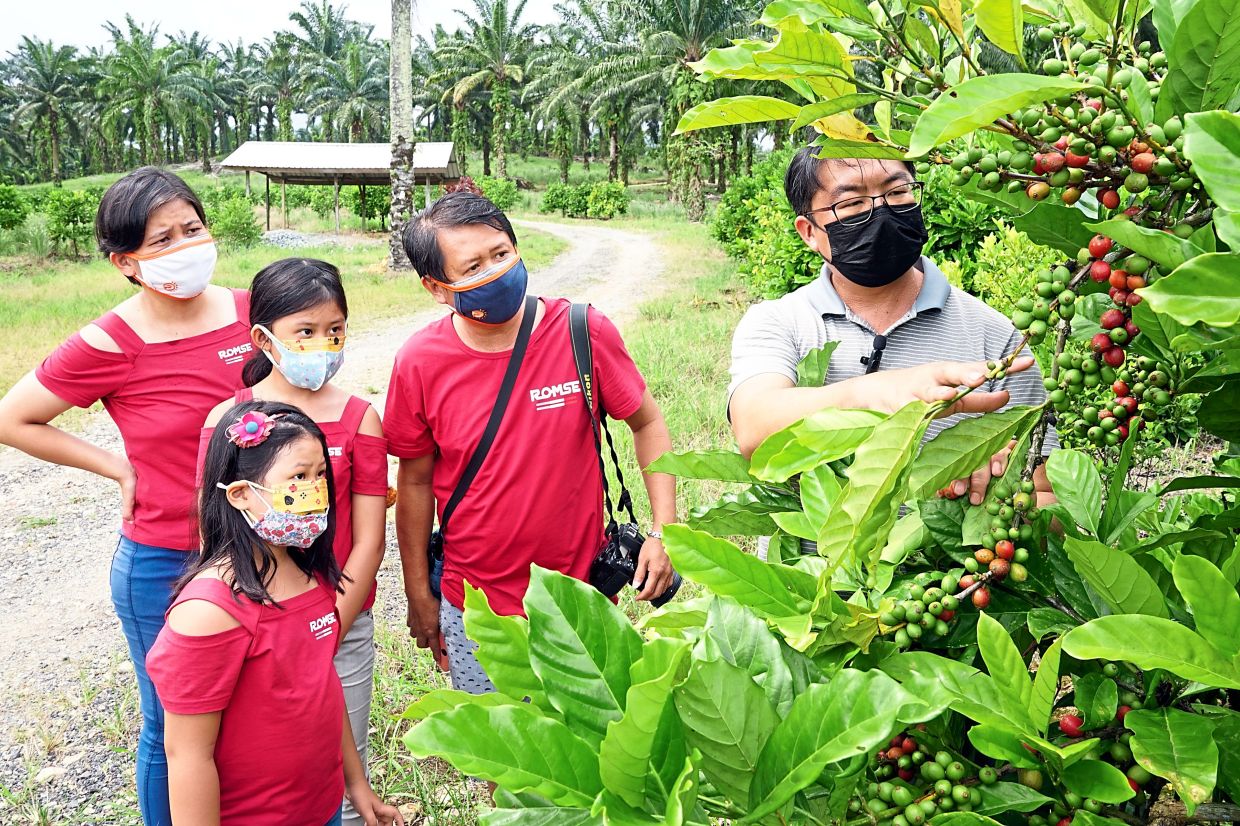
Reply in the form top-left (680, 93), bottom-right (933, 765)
top-left (152, 401), bottom-right (401, 826)
top-left (197, 258), bottom-right (389, 826)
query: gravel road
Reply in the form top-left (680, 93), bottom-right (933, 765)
top-left (0, 219), bottom-right (668, 824)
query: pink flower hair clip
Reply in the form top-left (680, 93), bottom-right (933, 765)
top-left (227, 411), bottom-right (276, 448)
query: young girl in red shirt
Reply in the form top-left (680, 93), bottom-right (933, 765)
top-left (199, 258), bottom-right (387, 826)
top-left (0, 168), bottom-right (250, 824)
top-left (148, 400), bottom-right (401, 826)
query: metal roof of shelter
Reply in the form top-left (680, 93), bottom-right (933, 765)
top-left (220, 140), bottom-right (459, 185)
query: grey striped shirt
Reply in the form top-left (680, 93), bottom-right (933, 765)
top-left (728, 257), bottom-right (1059, 450)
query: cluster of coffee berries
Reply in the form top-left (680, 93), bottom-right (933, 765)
top-left (968, 538), bottom-right (1030, 585)
top-left (976, 481), bottom-right (1039, 551)
top-left (880, 575), bottom-right (961, 649)
top-left (859, 737), bottom-right (999, 824)
top-left (1057, 667), bottom-right (1151, 793)
top-left (1050, 350), bottom-right (1175, 446)
top-left (1011, 266), bottom-right (1077, 346)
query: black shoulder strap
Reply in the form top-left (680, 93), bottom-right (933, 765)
top-left (569, 303), bottom-right (637, 525)
top-left (439, 295), bottom-right (538, 536)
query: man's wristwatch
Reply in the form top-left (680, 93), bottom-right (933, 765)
top-left (647, 529), bottom-right (663, 540)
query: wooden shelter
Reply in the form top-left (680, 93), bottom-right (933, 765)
top-left (219, 140), bottom-right (460, 231)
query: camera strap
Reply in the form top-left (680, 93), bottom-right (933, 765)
top-left (438, 294), bottom-right (539, 538)
top-left (569, 303), bottom-right (638, 528)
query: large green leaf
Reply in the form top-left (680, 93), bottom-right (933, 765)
top-left (967, 726), bottom-right (1043, 768)
top-left (1030, 638), bottom-right (1063, 735)
top-left (687, 485), bottom-right (801, 536)
top-left (1157, 0), bottom-right (1240, 120)
top-left (1085, 219), bottom-right (1198, 271)
top-left (906, 406), bottom-right (1042, 500)
top-left (744, 670), bottom-right (920, 822)
top-left (1062, 616), bottom-right (1240, 688)
top-left (1064, 537), bottom-right (1169, 617)
top-left (796, 340), bottom-right (839, 387)
top-left (749, 408), bottom-right (886, 482)
top-left (972, 781), bottom-right (1055, 815)
top-left (801, 464), bottom-right (843, 533)
top-left (1126, 708), bottom-right (1218, 813)
top-left (1181, 112), bottom-right (1240, 210)
top-left (464, 583), bottom-right (546, 706)
top-left (1140, 253), bottom-right (1240, 328)
top-left (880, 651), bottom-right (1028, 730)
top-left (1152, 0), bottom-right (1202, 45)
top-left (1073, 673), bottom-right (1119, 730)
top-left (791, 96), bottom-right (881, 133)
top-left (759, 0), bottom-right (877, 27)
top-left (814, 138), bottom-right (909, 160)
top-left (1173, 555), bottom-right (1240, 656)
top-left (674, 95), bottom-right (802, 135)
top-left (598, 638), bottom-right (691, 808)
top-left (1198, 382), bottom-right (1240, 442)
top-left (1129, 300), bottom-right (1191, 361)
top-left (701, 598), bottom-right (799, 717)
top-left (817, 402), bottom-right (932, 572)
top-left (1045, 450), bottom-right (1102, 535)
top-left (662, 754), bottom-right (703, 826)
top-left (1211, 710), bottom-right (1240, 802)
top-left (753, 27), bottom-right (850, 74)
top-left (975, 0), bottom-right (1026, 60)
top-left (976, 612), bottom-right (1033, 722)
top-left (646, 450), bottom-right (753, 483)
top-left (662, 524), bottom-right (812, 619)
top-left (907, 74), bottom-right (1090, 156)
top-left (401, 688), bottom-right (523, 721)
top-left (673, 656), bottom-right (779, 806)
top-left (404, 703), bottom-right (602, 807)
top-left (1061, 759), bottom-right (1136, 803)
top-left (525, 567), bottom-right (644, 745)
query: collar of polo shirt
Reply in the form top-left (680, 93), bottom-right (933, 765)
top-left (810, 255), bottom-right (952, 322)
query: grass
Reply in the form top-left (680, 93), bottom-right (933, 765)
top-left (0, 225), bottom-right (566, 401)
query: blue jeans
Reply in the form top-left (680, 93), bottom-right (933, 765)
top-left (110, 535), bottom-right (191, 826)
top-left (325, 805), bottom-right (344, 826)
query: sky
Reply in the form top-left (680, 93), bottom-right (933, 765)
top-left (1, 0), bottom-right (563, 55)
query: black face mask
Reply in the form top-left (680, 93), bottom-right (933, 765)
top-left (817, 205), bottom-right (929, 288)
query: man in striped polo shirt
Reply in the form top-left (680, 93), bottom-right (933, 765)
top-left (728, 149), bottom-right (1056, 505)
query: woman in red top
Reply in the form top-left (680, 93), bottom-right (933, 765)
top-left (148, 401), bottom-right (400, 826)
top-left (0, 168), bottom-right (250, 825)
top-left (201, 258), bottom-right (387, 826)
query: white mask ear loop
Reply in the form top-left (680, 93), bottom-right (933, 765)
top-left (217, 480), bottom-right (274, 526)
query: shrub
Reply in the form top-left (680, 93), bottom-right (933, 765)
top-left (43, 188), bottom-right (99, 257)
top-left (477, 176), bottom-right (520, 210)
top-left (735, 187), bottom-right (822, 298)
top-left (968, 225), bottom-right (1063, 316)
top-left (919, 166), bottom-right (1006, 291)
top-left (307, 186), bottom-right (336, 218)
top-left (541, 182), bottom-right (591, 218)
top-left (711, 148), bottom-right (796, 259)
top-left (18, 213), bottom-right (51, 259)
top-left (0, 184), bottom-right (28, 231)
top-left (343, 186), bottom-right (391, 228)
top-left (209, 197), bottom-right (261, 248)
top-left (585, 181), bottom-right (630, 219)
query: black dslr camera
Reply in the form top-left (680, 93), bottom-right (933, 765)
top-left (590, 523), bottom-right (682, 608)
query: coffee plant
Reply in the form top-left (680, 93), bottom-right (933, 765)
top-left (402, 0), bottom-right (1240, 823)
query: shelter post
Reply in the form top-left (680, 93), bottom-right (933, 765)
top-left (281, 180), bottom-right (288, 228)
top-left (245, 170), bottom-right (251, 198)
top-left (333, 177), bottom-right (340, 233)
top-left (265, 175), bottom-right (271, 231)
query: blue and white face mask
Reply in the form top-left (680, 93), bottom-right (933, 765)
top-left (255, 325), bottom-right (346, 391)
top-left (439, 256), bottom-right (529, 325)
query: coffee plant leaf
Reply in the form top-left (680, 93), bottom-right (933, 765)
top-left (1173, 554), bottom-right (1240, 656)
top-left (1063, 615), bottom-right (1240, 688)
top-left (1064, 537), bottom-right (1170, 617)
top-left (674, 96), bottom-right (802, 136)
top-left (749, 408), bottom-right (886, 483)
top-left (972, 781), bottom-right (1056, 815)
top-left (906, 405), bottom-right (1042, 500)
top-left (1045, 450), bottom-right (1103, 535)
top-left (967, 725), bottom-right (1044, 767)
top-left (1157, 0), bottom-right (1240, 120)
top-left (646, 449), bottom-right (754, 483)
top-left (976, 611), bottom-right (1034, 721)
top-left (700, 598), bottom-right (802, 717)
top-left (1126, 707), bottom-right (1219, 813)
top-left (1060, 758), bottom-right (1136, 803)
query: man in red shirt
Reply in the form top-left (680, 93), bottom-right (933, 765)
top-left (385, 192), bottom-right (676, 693)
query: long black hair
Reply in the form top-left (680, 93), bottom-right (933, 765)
top-left (242, 258), bottom-right (350, 387)
top-left (186, 399), bottom-right (344, 604)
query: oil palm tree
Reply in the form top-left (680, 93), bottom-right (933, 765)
top-left (10, 36), bottom-right (79, 183)
top-left (389, 0), bottom-right (415, 270)
top-left (253, 34), bottom-right (300, 141)
top-left (307, 41), bottom-right (389, 141)
top-left (433, 0), bottom-right (537, 178)
top-left (290, 0), bottom-right (372, 61)
top-left (101, 16), bottom-right (207, 165)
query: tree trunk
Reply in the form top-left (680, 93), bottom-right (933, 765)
top-left (716, 153), bottom-right (727, 194)
top-left (201, 132), bottom-right (211, 173)
top-left (607, 119), bottom-right (619, 182)
top-left (49, 108), bottom-right (61, 184)
top-left (482, 131), bottom-right (492, 177)
top-left (388, 0), bottom-right (416, 270)
top-left (730, 126), bottom-right (740, 176)
top-left (580, 113), bottom-right (590, 171)
top-left (772, 125), bottom-right (785, 150)
top-left (493, 80), bottom-right (509, 179)
top-left (745, 129), bottom-right (754, 176)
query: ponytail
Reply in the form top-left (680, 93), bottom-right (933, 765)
top-left (242, 351), bottom-right (273, 387)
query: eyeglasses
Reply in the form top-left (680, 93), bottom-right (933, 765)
top-left (803, 181), bottom-right (924, 228)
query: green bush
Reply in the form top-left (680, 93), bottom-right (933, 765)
top-left (18, 213), bottom-right (51, 258)
top-left (477, 176), bottom-right (520, 211)
top-left (307, 186), bottom-right (336, 218)
top-left (209, 197), bottom-right (261, 248)
top-left (0, 184), bottom-right (28, 231)
top-left (43, 188), bottom-right (99, 257)
top-left (737, 187), bottom-right (823, 298)
top-left (711, 148), bottom-right (795, 259)
top-left (540, 182), bottom-right (596, 218)
top-left (968, 225), bottom-right (1063, 316)
top-left (585, 181), bottom-right (630, 220)
top-left (343, 186), bottom-right (391, 228)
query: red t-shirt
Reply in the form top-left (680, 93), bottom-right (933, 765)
top-left (384, 298), bottom-right (646, 616)
top-left (36, 289), bottom-right (252, 550)
top-left (201, 390), bottom-right (389, 610)
top-left (146, 577), bottom-right (345, 825)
